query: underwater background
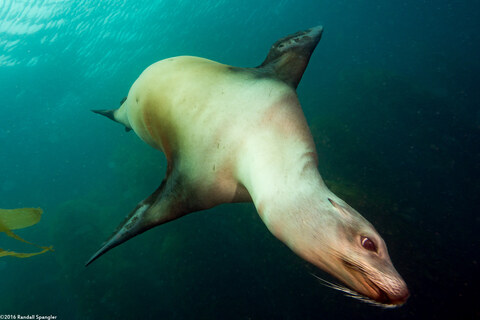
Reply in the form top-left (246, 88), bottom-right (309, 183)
top-left (0, 0), bottom-right (478, 319)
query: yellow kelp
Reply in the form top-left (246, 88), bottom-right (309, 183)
top-left (0, 208), bottom-right (53, 258)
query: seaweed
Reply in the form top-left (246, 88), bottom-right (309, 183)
top-left (0, 208), bottom-right (53, 258)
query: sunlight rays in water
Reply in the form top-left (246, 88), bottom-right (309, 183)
top-left (0, 0), bottom-right (157, 72)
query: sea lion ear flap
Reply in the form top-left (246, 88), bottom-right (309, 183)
top-left (328, 198), bottom-right (354, 220)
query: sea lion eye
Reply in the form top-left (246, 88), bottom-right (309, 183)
top-left (361, 236), bottom-right (377, 252)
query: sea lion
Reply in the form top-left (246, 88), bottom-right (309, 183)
top-left (88, 26), bottom-right (409, 307)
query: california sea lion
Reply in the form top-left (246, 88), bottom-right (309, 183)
top-left (88, 26), bottom-right (409, 307)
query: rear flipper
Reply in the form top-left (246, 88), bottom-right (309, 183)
top-left (92, 109), bottom-right (132, 132)
top-left (85, 172), bottom-right (193, 266)
top-left (92, 96), bottom-right (132, 132)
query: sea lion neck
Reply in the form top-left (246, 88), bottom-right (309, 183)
top-left (234, 94), bottom-right (329, 236)
top-left (239, 146), bottom-right (329, 244)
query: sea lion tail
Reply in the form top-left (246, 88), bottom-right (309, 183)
top-left (257, 25), bottom-right (323, 89)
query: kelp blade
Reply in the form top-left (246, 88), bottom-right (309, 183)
top-left (0, 247), bottom-right (52, 258)
top-left (0, 207), bottom-right (52, 258)
top-left (0, 208), bottom-right (43, 231)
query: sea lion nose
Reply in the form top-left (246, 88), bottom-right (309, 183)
top-left (389, 287), bottom-right (410, 306)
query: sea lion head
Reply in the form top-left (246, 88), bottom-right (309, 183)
top-left (284, 196), bottom-right (409, 307)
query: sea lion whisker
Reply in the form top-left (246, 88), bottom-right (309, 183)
top-left (310, 273), bottom-right (353, 294)
top-left (343, 290), bottom-right (400, 309)
top-left (310, 272), bottom-right (398, 308)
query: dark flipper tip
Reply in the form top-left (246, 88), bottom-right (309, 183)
top-left (85, 242), bottom-right (113, 267)
top-left (91, 109), bottom-right (116, 121)
top-left (258, 25), bottom-right (324, 88)
top-left (92, 108), bottom-right (132, 132)
top-left (85, 251), bottom-right (101, 267)
top-left (85, 233), bottom-right (126, 267)
top-left (85, 202), bottom-right (154, 267)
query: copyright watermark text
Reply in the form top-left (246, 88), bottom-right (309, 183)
top-left (0, 315), bottom-right (57, 320)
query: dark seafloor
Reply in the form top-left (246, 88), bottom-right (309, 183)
top-left (0, 1), bottom-right (478, 319)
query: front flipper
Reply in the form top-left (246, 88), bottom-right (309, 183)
top-left (85, 173), bottom-right (192, 266)
top-left (257, 25), bottom-right (323, 89)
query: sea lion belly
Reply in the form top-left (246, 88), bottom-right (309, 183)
top-left (124, 56), bottom-right (310, 205)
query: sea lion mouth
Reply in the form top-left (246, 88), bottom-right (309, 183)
top-left (340, 259), bottom-right (408, 307)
